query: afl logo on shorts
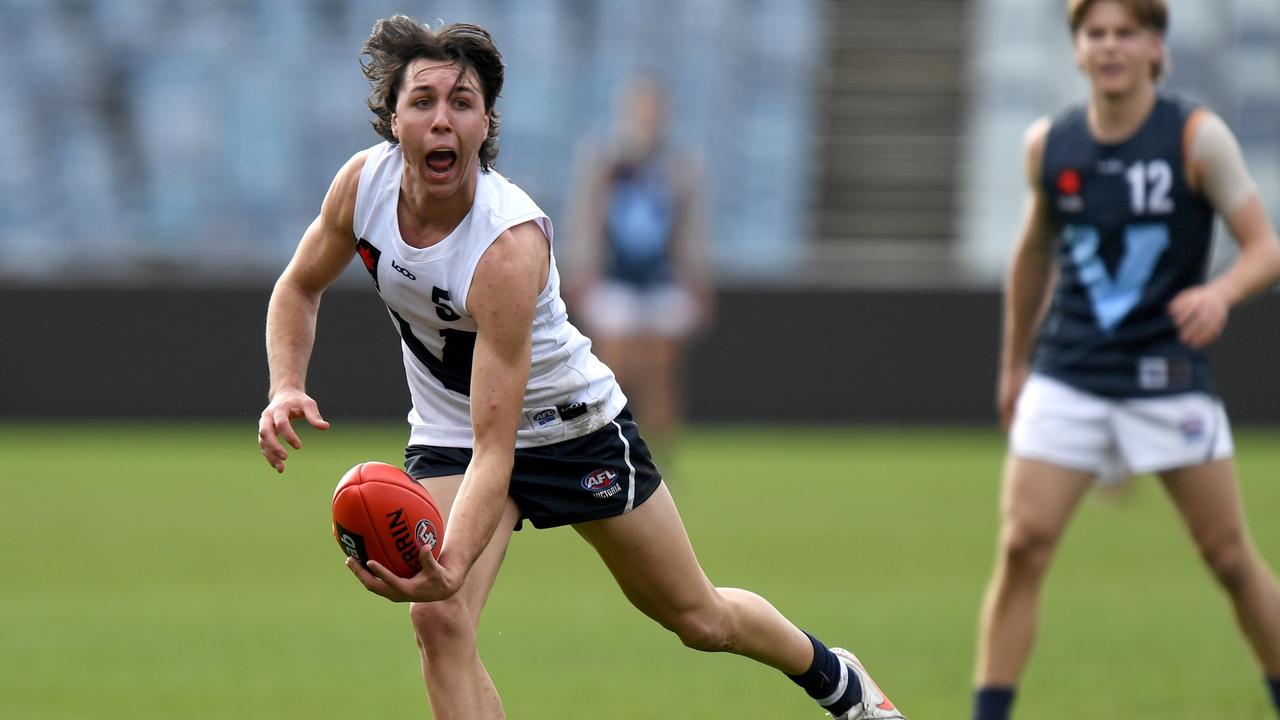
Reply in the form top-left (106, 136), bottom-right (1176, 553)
top-left (1180, 416), bottom-right (1205, 443)
top-left (581, 468), bottom-right (622, 499)
top-left (415, 519), bottom-right (439, 552)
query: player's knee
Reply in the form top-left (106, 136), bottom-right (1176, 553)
top-left (1000, 522), bottom-right (1058, 576)
top-left (409, 599), bottom-right (474, 656)
top-left (1200, 533), bottom-right (1251, 592)
top-left (668, 607), bottom-right (733, 653)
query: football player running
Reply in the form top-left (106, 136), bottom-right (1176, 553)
top-left (258, 16), bottom-right (905, 720)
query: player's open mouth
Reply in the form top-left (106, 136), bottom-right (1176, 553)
top-left (426, 150), bottom-right (457, 177)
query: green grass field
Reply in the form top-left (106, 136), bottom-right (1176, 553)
top-left (3, 422), bottom-right (1278, 719)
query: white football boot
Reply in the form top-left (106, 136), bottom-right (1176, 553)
top-left (828, 648), bottom-right (906, 719)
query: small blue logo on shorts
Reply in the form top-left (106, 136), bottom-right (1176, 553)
top-left (581, 468), bottom-right (622, 499)
top-left (1181, 416), bottom-right (1204, 443)
top-left (530, 408), bottom-right (557, 427)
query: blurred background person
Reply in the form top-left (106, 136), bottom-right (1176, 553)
top-left (563, 76), bottom-right (714, 464)
top-left (972, 2), bottom-right (1280, 719)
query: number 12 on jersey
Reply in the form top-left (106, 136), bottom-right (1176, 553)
top-left (1125, 159), bottom-right (1174, 215)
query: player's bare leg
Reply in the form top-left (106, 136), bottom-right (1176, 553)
top-left (592, 335), bottom-right (650, 419)
top-left (638, 334), bottom-right (684, 461)
top-left (975, 456), bottom-right (1093, 686)
top-left (574, 482), bottom-right (904, 718)
top-left (409, 473), bottom-right (520, 720)
top-left (575, 482), bottom-right (812, 670)
top-left (593, 333), bottom-right (652, 432)
top-left (1161, 460), bottom-right (1280, 675)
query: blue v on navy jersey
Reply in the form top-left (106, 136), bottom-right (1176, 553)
top-left (1034, 94), bottom-right (1216, 398)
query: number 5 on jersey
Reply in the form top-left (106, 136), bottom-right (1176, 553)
top-left (432, 286), bottom-right (461, 321)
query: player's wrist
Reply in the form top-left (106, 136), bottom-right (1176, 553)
top-left (1206, 279), bottom-right (1240, 308)
top-left (267, 382), bottom-right (307, 400)
top-left (441, 557), bottom-right (468, 591)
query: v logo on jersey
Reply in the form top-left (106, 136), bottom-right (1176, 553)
top-left (1064, 223), bottom-right (1169, 333)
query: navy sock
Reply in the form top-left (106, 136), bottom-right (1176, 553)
top-left (787, 632), bottom-right (862, 716)
top-left (973, 686), bottom-right (1016, 720)
top-left (1267, 676), bottom-right (1280, 713)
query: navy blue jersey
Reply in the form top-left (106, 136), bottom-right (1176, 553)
top-left (1033, 95), bottom-right (1216, 397)
top-left (602, 154), bottom-right (679, 288)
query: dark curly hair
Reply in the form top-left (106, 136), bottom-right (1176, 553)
top-left (361, 16), bottom-right (504, 170)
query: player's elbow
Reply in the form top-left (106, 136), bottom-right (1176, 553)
top-left (271, 272), bottom-right (324, 311)
top-left (1262, 234), bottom-right (1280, 286)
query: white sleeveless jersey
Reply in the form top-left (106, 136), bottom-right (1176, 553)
top-left (352, 142), bottom-right (626, 448)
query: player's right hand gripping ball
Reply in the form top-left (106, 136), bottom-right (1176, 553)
top-left (332, 461), bottom-right (444, 578)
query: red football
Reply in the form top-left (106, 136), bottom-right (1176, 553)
top-left (332, 461), bottom-right (445, 578)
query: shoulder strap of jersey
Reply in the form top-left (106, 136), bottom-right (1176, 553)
top-left (353, 142), bottom-right (397, 239)
top-left (452, 171), bottom-right (552, 315)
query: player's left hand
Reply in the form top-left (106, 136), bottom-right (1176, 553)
top-left (345, 544), bottom-right (463, 603)
top-left (1168, 284), bottom-right (1229, 349)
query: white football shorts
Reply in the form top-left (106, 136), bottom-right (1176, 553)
top-left (577, 280), bottom-right (700, 338)
top-left (1010, 373), bottom-right (1234, 485)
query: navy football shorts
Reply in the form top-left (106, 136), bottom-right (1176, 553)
top-left (404, 407), bottom-right (663, 529)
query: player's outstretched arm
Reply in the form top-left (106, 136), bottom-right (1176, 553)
top-left (1169, 111), bottom-right (1280, 349)
top-left (998, 118), bottom-right (1056, 430)
top-left (357, 221), bottom-right (547, 602)
top-left (258, 151), bottom-right (367, 472)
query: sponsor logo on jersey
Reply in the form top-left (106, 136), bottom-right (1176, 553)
top-left (1097, 158), bottom-right (1125, 175)
top-left (391, 258), bottom-right (417, 280)
top-left (527, 408), bottom-right (559, 428)
top-left (1056, 168), bottom-right (1084, 212)
top-left (581, 468), bottom-right (622, 499)
top-left (415, 519), bottom-right (439, 553)
top-left (356, 238), bottom-right (381, 290)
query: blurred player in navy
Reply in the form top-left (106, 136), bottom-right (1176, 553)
top-left (972, 1), bottom-right (1280, 718)
top-left (564, 76), bottom-right (714, 463)
top-left (257, 16), bottom-right (904, 720)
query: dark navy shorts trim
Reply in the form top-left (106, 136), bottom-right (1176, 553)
top-left (404, 407), bottom-right (663, 530)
